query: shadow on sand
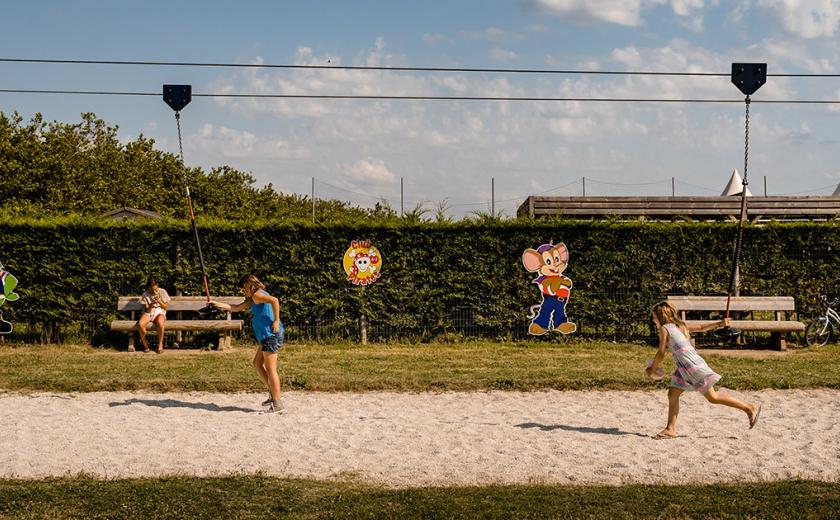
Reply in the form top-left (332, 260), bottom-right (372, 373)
top-left (109, 398), bottom-right (258, 414)
top-left (515, 422), bottom-right (649, 437)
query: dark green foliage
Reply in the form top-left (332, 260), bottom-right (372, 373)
top-left (0, 112), bottom-right (375, 222)
top-left (0, 217), bottom-right (838, 343)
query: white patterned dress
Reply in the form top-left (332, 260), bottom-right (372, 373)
top-left (663, 323), bottom-right (721, 393)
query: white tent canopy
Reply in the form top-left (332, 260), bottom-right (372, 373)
top-left (833, 183), bottom-right (840, 197)
top-left (721, 168), bottom-right (754, 197)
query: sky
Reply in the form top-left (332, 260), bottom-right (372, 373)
top-left (2, 1), bottom-right (840, 217)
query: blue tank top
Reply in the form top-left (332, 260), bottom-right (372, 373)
top-left (250, 290), bottom-right (283, 342)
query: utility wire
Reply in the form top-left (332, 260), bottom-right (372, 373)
top-left (2, 57), bottom-right (839, 77)
top-left (586, 177), bottom-right (671, 186)
top-left (675, 179), bottom-right (724, 193)
top-left (3, 88), bottom-right (840, 104)
top-left (779, 183), bottom-right (839, 195)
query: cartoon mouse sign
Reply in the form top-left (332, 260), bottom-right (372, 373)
top-left (522, 242), bottom-right (577, 335)
top-left (343, 240), bottom-right (382, 286)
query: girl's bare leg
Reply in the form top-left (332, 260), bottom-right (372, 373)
top-left (154, 316), bottom-right (166, 351)
top-left (656, 387), bottom-right (683, 438)
top-left (262, 352), bottom-right (282, 401)
top-left (704, 387), bottom-right (758, 424)
top-left (137, 313), bottom-right (151, 351)
top-left (252, 345), bottom-right (269, 387)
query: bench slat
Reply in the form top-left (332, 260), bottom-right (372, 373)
top-left (667, 296), bottom-right (795, 311)
top-left (117, 296), bottom-right (244, 312)
top-left (110, 320), bottom-right (243, 332)
top-left (684, 320), bottom-right (805, 332)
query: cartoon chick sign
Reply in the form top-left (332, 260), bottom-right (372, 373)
top-left (343, 240), bottom-right (382, 286)
top-left (0, 260), bottom-right (19, 334)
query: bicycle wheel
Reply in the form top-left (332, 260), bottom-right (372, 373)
top-left (805, 317), bottom-right (833, 347)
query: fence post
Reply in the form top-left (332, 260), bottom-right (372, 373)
top-left (491, 177), bottom-right (495, 217)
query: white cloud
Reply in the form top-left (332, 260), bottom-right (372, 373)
top-left (669, 0), bottom-right (704, 16)
top-left (680, 15), bottom-right (705, 32)
top-left (525, 0), bottom-right (706, 26)
top-left (611, 46), bottom-right (643, 67)
top-left (526, 0), bottom-right (647, 26)
top-left (344, 159), bottom-right (396, 183)
top-left (193, 124), bottom-right (310, 160)
top-left (422, 33), bottom-right (451, 44)
top-left (459, 27), bottom-right (525, 42)
top-left (488, 47), bottom-right (520, 62)
top-left (422, 27), bottom-right (525, 44)
top-left (728, 0), bottom-right (751, 23)
top-left (190, 37), bottom-right (837, 213)
top-left (746, 37), bottom-right (836, 73)
top-left (757, 0), bottom-right (840, 38)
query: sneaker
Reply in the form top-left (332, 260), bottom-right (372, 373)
top-left (262, 395), bottom-right (284, 406)
top-left (265, 400), bottom-right (284, 414)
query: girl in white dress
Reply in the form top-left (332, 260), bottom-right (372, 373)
top-left (648, 301), bottom-right (761, 439)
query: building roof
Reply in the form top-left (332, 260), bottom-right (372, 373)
top-left (517, 196), bottom-right (840, 221)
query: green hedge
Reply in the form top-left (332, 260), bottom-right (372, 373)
top-left (0, 217), bottom-right (837, 343)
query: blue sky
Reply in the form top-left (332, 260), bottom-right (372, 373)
top-left (2, 1), bottom-right (840, 216)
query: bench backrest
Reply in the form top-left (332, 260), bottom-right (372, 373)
top-left (666, 295), bottom-right (795, 312)
top-left (117, 296), bottom-right (245, 312)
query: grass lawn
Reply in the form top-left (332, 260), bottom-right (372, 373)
top-left (0, 476), bottom-right (837, 519)
top-left (1, 341), bottom-right (838, 393)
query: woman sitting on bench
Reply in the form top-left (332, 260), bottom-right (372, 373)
top-left (137, 277), bottom-right (170, 354)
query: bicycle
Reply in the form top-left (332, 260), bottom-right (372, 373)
top-left (805, 296), bottom-right (840, 347)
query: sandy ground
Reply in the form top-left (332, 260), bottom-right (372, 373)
top-left (1, 389), bottom-right (838, 488)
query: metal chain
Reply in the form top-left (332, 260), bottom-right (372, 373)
top-left (175, 111), bottom-right (185, 164)
top-left (175, 111), bottom-right (189, 197)
top-left (743, 96), bottom-right (750, 186)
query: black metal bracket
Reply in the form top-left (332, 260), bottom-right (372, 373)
top-left (731, 63), bottom-right (766, 96)
top-left (163, 84), bottom-right (192, 112)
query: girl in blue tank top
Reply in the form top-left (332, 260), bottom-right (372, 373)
top-left (210, 274), bottom-right (285, 413)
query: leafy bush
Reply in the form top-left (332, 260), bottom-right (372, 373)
top-left (1, 217), bottom-right (837, 343)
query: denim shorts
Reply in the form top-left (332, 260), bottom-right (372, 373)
top-left (260, 331), bottom-right (285, 353)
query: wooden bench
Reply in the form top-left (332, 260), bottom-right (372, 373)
top-left (111, 296), bottom-right (244, 351)
top-left (666, 296), bottom-right (805, 350)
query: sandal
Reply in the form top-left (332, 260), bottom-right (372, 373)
top-left (749, 404), bottom-right (762, 429)
top-left (653, 432), bottom-right (678, 440)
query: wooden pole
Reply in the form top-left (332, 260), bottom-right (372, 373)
top-left (582, 177), bottom-right (586, 197)
top-left (359, 312), bottom-right (368, 345)
top-left (400, 177), bottom-right (404, 217)
top-left (491, 177), bottom-right (495, 217)
top-left (764, 175), bottom-right (767, 196)
top-left (358, 285), bottom-right (368, 345)
top-left (672, 177), bottom-right (675, 197)
top-left (311, 177), bottom-right (315, 222)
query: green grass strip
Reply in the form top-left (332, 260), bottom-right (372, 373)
top-left (0, 476), bottom-right (837, 519)
top-left (1, 341), bottom-right (838, 393)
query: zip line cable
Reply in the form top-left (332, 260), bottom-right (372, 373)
top-left (3, 57), bottom-right (840, 77)
top-left (3, 88), bottom-right (840, 104)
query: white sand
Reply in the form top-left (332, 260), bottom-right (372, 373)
top-left (1, 389), bottom-right (838, 487)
